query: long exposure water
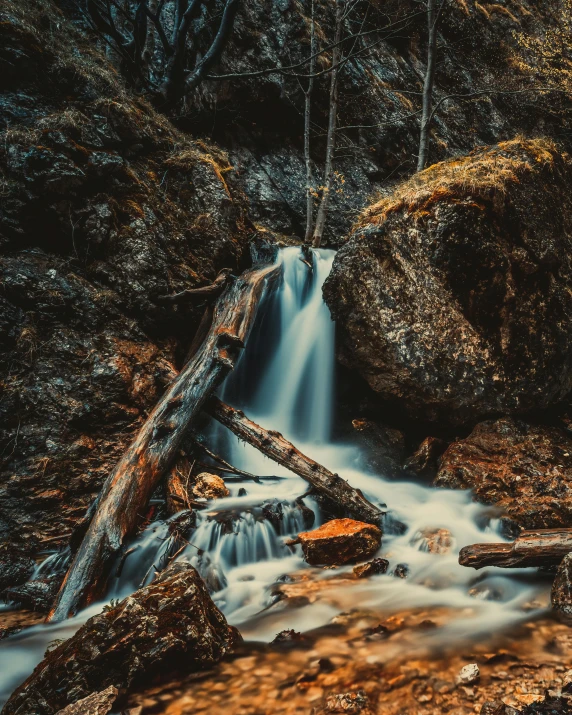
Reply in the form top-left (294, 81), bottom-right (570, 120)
top-left (0, 247), bottom-right (546, 705)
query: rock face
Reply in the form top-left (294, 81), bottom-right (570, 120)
top-left (552, 553), bottom-right (572, 625)
top-left (294, 519), bottom-right (382, 566)
top-left (55, 686), bottom-right (118, 715)
top-left (0, 0), bottom-right (250, 552)
top-left (435, 418), bottom-right (572, 529)
top-left (193, 473), bottom-right (230, 500)
top-left (324, 140), bottom-right (572, 425)
top-left (2, 563), bottom-right (240, 715)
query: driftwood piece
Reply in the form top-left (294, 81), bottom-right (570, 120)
top-left (459, 529), bottom-right (572, 569)
top-left (166, 456), bottom-right (193, 515)
top-left (205, 397), bottom-right (383, 525)
top-left (48, 263), bottom-right (280, 622)
top-left (157, 268), bottom-right (232, 304)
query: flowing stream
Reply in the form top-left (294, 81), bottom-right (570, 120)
top-left (0, 247), bottom-right (547, 705)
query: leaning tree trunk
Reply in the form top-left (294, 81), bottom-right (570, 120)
top-left (417, 0), bottom-right (438, 172)
top-left (459, 529), bottom-right (572, 569)
top-left (205, 397), bottom-right (382, 525)
top-left (311, 0), bottom-right (344, 248)
top-left (48, 262), bottom-right (280, 622)
top-left (304, 0), bottom-right (317, 243)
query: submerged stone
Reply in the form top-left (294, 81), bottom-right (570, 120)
top-left (353, 558), bottom-right (389, 579)
top-left (294, 519), bottom-right (382, 566)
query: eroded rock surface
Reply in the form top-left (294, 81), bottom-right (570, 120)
top-left (324, 140), bottom-right (572, 425)
top-left (552, 553), bottom-right (572, 625)
top-left (193, 473), bottom-right (230, 500)
top-left (294, 519), bottom-right (382, 566)
top-left (2, 562), bottom-right (240, 715)
top-left (435, 418), bottom-right (572, 529)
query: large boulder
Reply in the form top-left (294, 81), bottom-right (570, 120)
top-left (324, 139), bottom-right (572, 425)
top-left (435, 417), bottom-right (572, 529)
top-left (292, 518), bottom-right (382, 566)
top-left (2, 563), bottom-right (240, 715)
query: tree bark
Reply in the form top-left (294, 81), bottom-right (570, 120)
top-left (157, 268), bottom-right (232, 303)
top-left (48, 262), bottom-right (280, 622)
top-left (417, 0), bottom-right (438, 172)
top-left (459, 529), bottom-right (572, 570)
top-left (185, 0), bottom-right (241, 92)
top-left (304, 0), bottom-right (317, 243)
top-left (311, 0), bottom-right (344, 248)
top-left (205, 397), bottom-right (383, 525)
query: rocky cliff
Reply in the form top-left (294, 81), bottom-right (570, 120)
top-left (324, 139), bottom-right (572, 425)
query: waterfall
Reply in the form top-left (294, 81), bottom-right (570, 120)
top-left (0, 247), bottom-right (547, 704)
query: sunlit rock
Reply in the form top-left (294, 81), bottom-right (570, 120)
top-left (193, 472), bottom-right (230, 500)
top-left (292, 519), bottom-right (382, 567)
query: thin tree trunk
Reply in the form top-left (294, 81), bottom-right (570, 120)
top-left (417, 0), bottom-right (438, 172)
top-left (311, 0), bottom-right (344, 248)
top-left (205, 397), bottom-right (383, 525)
top-left (48, 263), bottom-right (280, 622)
top-left (142, 0), bottom-right (158, 77)
top-left (459, 529), bottom-right (572, 570)
top-left (304, 0), bottom-right (317, 243)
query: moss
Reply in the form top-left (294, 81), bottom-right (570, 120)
top-left (357, 137), bottom-right (562, 226)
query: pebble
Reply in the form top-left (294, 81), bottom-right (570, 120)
top-left (457, 663), bottom-right (480, 685)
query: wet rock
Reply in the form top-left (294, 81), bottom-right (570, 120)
top-left (456, 663), bottom-right (480, 686)
top-left (2, 575), bottom-right (61, 612)
top-left (293, 519), bottom-right (382, 567)
top-left (411, 528), bottom-right (454, 555)
top-left (353, 558), bottom-right (389, 579)
top-left (324, 140), bottom-right (572, 425)
top-left (0, 5), bottom-right (250, 554)
top-left (325, 690), bottom-right (369, 713)
top-left (435, 418), bottom-right (572, 529)
top-left (551, 553), bottom-right (572, 624)
top-left (404, 437), bottom-right (448, 479)
top-left (0, 544), bottom-right (35, 591)
top-left (270, 629), bottom-right (307, 647)
top-left (262, 500), bottom-right (284, 530)
top-left (393, 564), bottom-right (409, 579)
top-left (2, 562), bottom-right (240, 715)
top-left (55, 686), bottom-right (118, 714)
top-left (192, 473), bottom-right (230, 500)
top-left (351, 418), bottom-right (406, 478)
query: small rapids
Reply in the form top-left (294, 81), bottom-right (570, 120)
top-left (0, 247), bottom-right (547, 704)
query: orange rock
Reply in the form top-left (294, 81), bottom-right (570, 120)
top-left (294, 519), bottom-right (382, 566)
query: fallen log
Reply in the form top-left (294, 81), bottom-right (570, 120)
top-left (48, 262), bottom-right (280, 622)
top-left (157, 268), bottom-right (233, 303)
top-left (459, 529), bottom-right (572, 569)
top-left (204, 397), bottom-right (383, 525)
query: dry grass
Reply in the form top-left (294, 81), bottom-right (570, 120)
top-left (483, 4), bottom-right (519, 21)
top-left (357, 137), bottom-right (560, 226)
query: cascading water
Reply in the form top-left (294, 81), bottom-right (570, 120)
top-left (0, 247), bottom-right (547, 705)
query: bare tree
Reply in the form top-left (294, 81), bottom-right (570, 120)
top-left (304, 0), bottom-right (317, 243)
top-left (312, 0), bottom-right (344, 248)
top-left (84, 0), bottom-right (241, 107)
top-left (417, 0), bottom-right (443, 171)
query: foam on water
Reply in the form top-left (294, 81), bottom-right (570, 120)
top-left (0, 247), bottom-right (546, 705)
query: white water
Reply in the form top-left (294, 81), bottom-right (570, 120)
top-left (0, 247), bottom-right (547, 704)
